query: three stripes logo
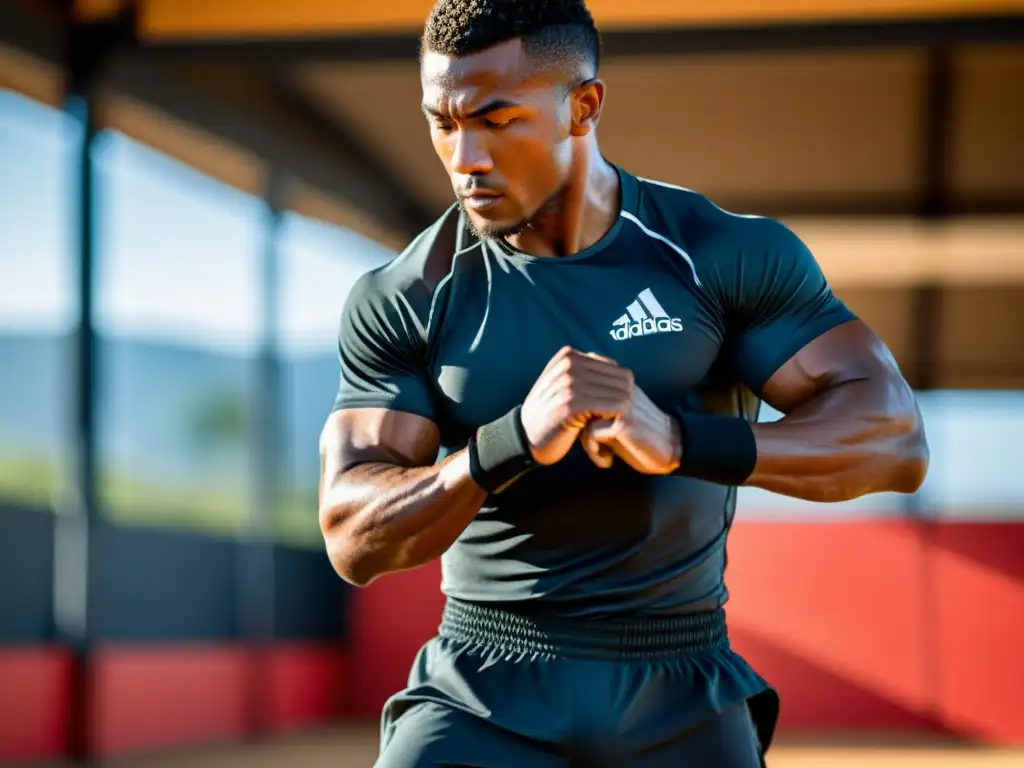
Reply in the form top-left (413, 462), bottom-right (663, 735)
top-left (609, 288), bottom-right (683, 341)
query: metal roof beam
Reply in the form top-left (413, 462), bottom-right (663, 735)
top-left (103, 50), bottom-right (433, 238)
top-left (134, 15), bottom-right (1024, 66)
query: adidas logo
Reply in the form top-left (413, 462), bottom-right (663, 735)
top-left (609, 288), bottom-right (683, 341)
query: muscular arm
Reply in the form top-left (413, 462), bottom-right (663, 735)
top-left (321, 347), bottom-right (635, 586)
top-left (318, 409), bottom-right (485, 587)
top-left (747, 319), bottom-right (929, 502)
top-left (584, 217), bottom-right (930, 499)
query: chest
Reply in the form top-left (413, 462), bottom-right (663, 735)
top-left (428, 251), bottom-right (726, 436)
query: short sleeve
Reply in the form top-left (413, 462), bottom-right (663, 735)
top-left (719, 219), bottom-right (857, 394)
top-left (332, 271), bottom-right (437, 422)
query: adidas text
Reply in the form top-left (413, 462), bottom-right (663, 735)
top-left (610, 317), bottom-right (683, 341)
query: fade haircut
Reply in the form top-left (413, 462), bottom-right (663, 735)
top-left (422, 0), bottom-right (601, 80)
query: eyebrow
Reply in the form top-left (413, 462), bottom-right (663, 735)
top-left (421, 99), bottom-right (521, 120)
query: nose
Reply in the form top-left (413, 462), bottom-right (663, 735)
top-left (450, 128), bottom-right (493, 177)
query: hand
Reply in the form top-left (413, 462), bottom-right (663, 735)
top-left (520, 347), bottom-right (634, 466)
top-left (581, 382), bottom-right (682, 475)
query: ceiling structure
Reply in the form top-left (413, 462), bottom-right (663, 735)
top-left (3, 0), bottom-right (1013, 242)
top-left (292, 46), bottom-right (1024, 220)
top-left (75, 0), bottom-right (1024, 38)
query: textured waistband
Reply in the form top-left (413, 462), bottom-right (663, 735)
top-left (439, 598), bottom-right (729, 661)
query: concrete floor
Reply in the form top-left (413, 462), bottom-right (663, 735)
top-left (108, 726), bottom-right (1024, 768)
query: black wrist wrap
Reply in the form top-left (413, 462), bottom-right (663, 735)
top-left (468, 405), bottom-right (536, 493)
top-left (671, 411), bottom-right (758, 486)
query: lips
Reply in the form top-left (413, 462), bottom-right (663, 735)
top-left (461, 190), bottom-right (504, 211)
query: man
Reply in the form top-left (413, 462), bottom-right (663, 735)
top-left (318, 0), bottom-right (929, 765)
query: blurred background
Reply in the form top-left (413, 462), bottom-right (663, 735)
top-left (1, 1), bottom-right (1022, 766)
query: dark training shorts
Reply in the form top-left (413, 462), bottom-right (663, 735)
top-left (375, 600), bottom-right (779, 767)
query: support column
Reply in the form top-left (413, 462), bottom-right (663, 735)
top-left (239, 168), bottom-right (289, 738)
top-left (56, 19), bottom-right (100, 768)
top-left (55, 8), bottom-right (134, 763)
top-left (910, 47), bottom-right (952, 391)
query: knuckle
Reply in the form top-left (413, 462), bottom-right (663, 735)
top-left (563, 358), bottom-right (582, 383)
top-left (557, 360), bottom-right (573, 385)
top-left (556, 391), bottom-right (574, 411)
top-left (554, 402), bottom-right (573, 424)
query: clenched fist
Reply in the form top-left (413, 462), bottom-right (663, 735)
top-left (520, 347), bottom-right (634, 466)
top-left (581, 379), bottom-right (682, 476)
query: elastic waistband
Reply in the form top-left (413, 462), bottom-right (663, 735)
top-left (439, 598), bottom-right (729, 661)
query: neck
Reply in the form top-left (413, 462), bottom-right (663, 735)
top-left (505, 138), bottom-right (619, 258)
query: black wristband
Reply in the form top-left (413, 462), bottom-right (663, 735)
top-left (671, 411), bottom-right (757, 486)
top-left (468, 405), bottom-right (537, 493)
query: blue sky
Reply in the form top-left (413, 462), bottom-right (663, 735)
top-left (0, 88), bottom-right (394, 356)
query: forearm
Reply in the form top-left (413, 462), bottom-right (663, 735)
top-left (319, 449), bottom-right (486, 587)
top-left (747, 376), bottom-right (929, 502)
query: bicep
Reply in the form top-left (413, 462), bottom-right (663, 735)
top-left (760, 319), bottom-right (905, 414)
top-left (320, 408), bottom-right (441, 485)
top-left (318, 409), bottom-right (443, 556)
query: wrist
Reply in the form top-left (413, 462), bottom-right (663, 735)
top-left (467, 405), bottom-right (537, 494)
top-left (671, 410), bottom-right (757, 486)
top-left (662, 410), bottom-right (684, 474)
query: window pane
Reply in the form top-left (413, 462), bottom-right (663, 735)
top-left (916, 390), bottom-right (1024, 521)
top-left (94, 131), bottom-right (265, 534)
top-left (275, 211), bottom-right (395, 546)
top-left (0, 89), bottom-right (78, 509)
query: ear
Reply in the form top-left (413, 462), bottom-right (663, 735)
top-left (570, 78), bottom-right (605, 137)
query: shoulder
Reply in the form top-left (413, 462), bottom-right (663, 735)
top-left (345, 203), bottom-right (474, 322)
top-left (634, 175), bottom-right (801, 256)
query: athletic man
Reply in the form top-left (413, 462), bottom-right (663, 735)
top-left (318, 1), bottom-right (930, 765)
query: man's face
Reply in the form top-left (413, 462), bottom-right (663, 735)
top-left (421, 39), bottom-right (578, 239)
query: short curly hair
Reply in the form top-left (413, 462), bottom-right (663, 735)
top-left (422, 0), bottom-right (601, 76)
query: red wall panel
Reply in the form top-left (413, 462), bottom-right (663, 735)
top-left (0, 643), bottom-right (349, 761)
top-left (931, 522), bottom-right (1024, 744)
top-left (725, 520), bottom-right (934, 732)
top-left (348, 561), bottom-right (445, 718)
top-left (90, 643), bottom-right (350, 757)
top-left (91, 645), bottom-right (249, 757)
top-left (0, 647), bottom-right (71, 762)
top-left (266, 644), bottom-right (349, 732)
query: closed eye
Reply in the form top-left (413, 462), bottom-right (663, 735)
top-left (483, 117), bottom-right (516, 129)
top-left (429, 116), bottom-right (455, 133)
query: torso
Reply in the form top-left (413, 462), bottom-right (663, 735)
top-left (415, 170), bottom-right (760, 617)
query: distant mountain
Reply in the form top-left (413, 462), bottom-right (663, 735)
top-left (0, 334), bottom-right (69, 451)
top-left (281, 353), bottom-right (339, 481)
top-left (0, 333), bottom-right (337, 488)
